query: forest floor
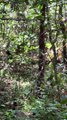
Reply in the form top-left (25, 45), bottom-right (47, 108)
top-left (0, 60), bottom-right (38, 120)
top-left (0, 56), bottom-right (67, 120)
top-left (0, 77), bottom-right (36, 120)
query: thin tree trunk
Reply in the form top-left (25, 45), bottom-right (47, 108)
top-left (59, 1), bottom-right (67, 67)
top-left (46, 0), bottom-right (58, 82)
top-left (37, 4), bottom-right (46, 87)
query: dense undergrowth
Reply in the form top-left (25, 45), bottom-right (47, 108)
top-left (0, 59), bottom-right (67, 120)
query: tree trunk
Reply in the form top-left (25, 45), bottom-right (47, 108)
top-left (59, 1), bottom-right (67, 67)
top-left (37, 4), bottom-right (46, 87)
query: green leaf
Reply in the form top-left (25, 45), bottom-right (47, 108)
top-left (46, 42), bottom-right (52, 49)
top-left (61, 98), bottom-right (67, 104)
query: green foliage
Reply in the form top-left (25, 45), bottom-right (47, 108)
top-left (5, 110), bottom-right (16, 120)
top-left (30, 98), bottom-right (67, 120)
top-left (46, 41), bottom-right (52, 49)
top-left (0, 0), bottom-right (67, 120)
